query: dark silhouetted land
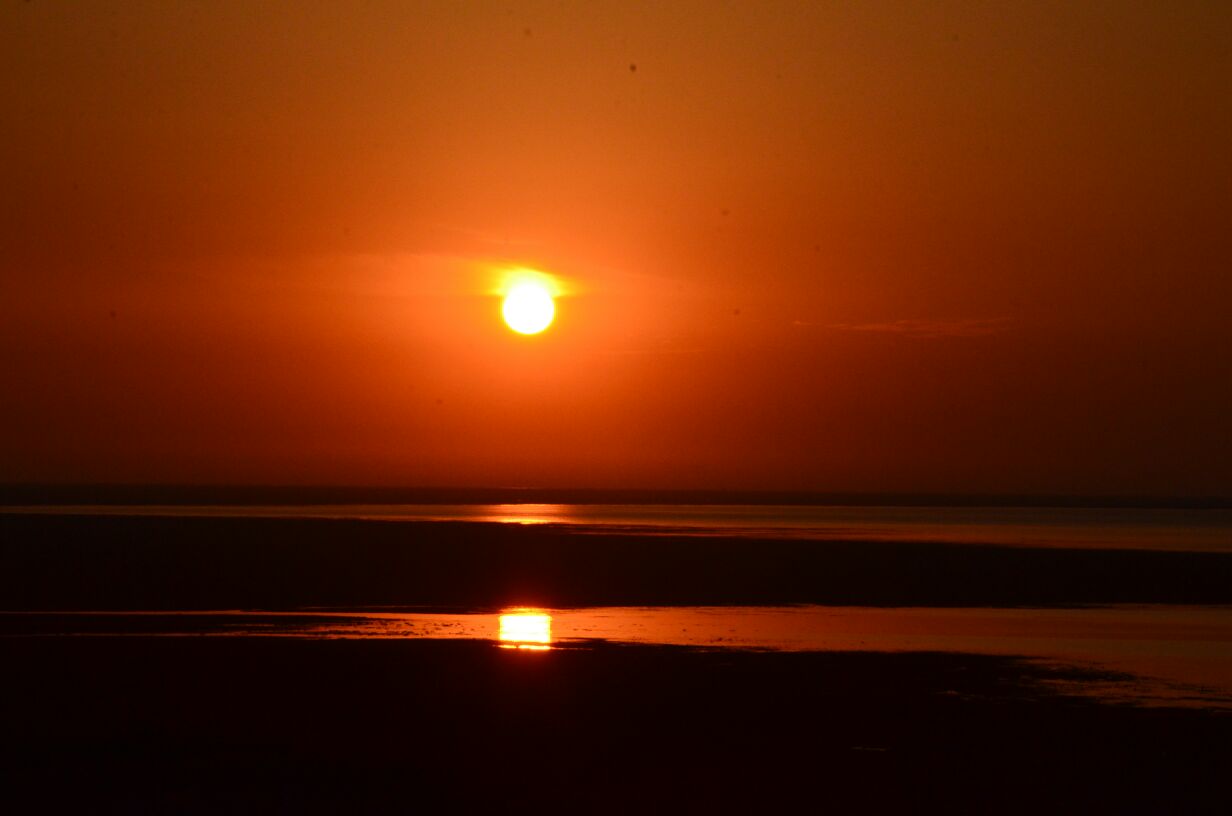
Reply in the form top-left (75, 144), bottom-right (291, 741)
top-left (3, 513), bottom-right (1232, 610)
top-left (2, 637), bottom-right (1229, 814)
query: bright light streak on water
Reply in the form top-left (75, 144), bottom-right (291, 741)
top-left (6, 604), bottom-right (1232, 708)
top-left (498, 610), bottom-right (552, 650)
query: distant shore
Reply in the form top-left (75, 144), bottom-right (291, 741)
top-left (4, 513), bottom-right (1232, 610)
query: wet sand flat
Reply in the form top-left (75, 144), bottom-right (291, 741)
top-left (2, 636), bottom-right (1230, 814)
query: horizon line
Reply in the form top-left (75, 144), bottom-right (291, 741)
top-left (1, 484), bottom-right (1229, 510)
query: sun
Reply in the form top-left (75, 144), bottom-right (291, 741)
top-left (502, 280), bottom-right (555, 335)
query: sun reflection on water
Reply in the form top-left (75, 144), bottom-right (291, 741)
top-left (488, 504), bottom-right (564, 525)
top-left (499, 610), bottom-right (552, 650)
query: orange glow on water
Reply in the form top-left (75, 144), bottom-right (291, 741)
top-left (498, 610), bottom-right (552, 650)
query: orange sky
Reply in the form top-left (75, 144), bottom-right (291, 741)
top-left (2, 1), bottom-right (1230, 495)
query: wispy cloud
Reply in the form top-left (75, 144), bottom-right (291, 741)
top-left (803, 317), bottom-right (1015, 339)
top-left (604, 345), bottom-right (703, 357)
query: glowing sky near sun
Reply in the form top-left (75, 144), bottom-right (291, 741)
top-left (1, 2), bottom-right (1230, 495)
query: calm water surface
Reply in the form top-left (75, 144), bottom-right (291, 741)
top-left (6, 504), bottom-right (1231, 707)
top-left (9, 604), bottom-right (1232, 709)
top-left (5, 503), bottom-right (1231, 551)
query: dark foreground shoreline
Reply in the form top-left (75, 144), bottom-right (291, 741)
top-left (2, 637), bottom-right (1229, 814)
top-left (3, 513), bottom-right (1232, 609)
top-left (3, 513), bottom-right (1231, 812)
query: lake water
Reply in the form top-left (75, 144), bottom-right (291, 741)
top-left (5, 503), bottom-right (1231, 551)
top-left (5, 504), bottom-right (1231, 710)
top-left (8, 604), bottom-right (1232, 709)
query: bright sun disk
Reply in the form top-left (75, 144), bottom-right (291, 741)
top-left (502, 281), bottom-right (555, 334)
